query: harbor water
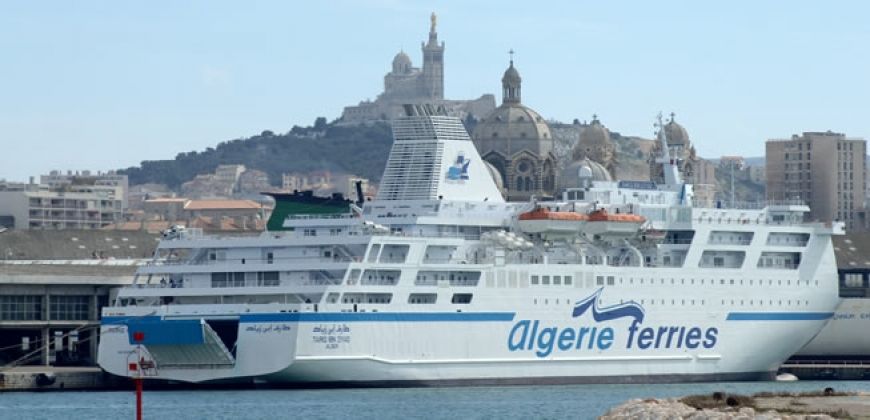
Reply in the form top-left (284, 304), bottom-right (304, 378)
top-left (2, 380), bottom-right (869, 420)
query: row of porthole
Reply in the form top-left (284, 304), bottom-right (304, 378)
top-left (532, 298), bottom-right (572, 306)
top-left (529, 298), bottom-right (808, 308)
top-left (596, 277), bottom-right (817, 287)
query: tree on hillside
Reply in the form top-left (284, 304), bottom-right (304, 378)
top-left (118, 121), bottom-right (394, 189)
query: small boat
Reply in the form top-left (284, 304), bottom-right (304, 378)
top-left (517, 207), bottom-right (587, 237)
top-left (584, 208), bottom-right (645, 236)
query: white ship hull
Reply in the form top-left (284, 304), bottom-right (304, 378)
top-left (796, 298), bottom-right (870, 358)
top-left (99, 264), bottom-right (839, 385)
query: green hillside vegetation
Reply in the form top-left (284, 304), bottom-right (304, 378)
top-left (119, 119), bottom-right (394, 189)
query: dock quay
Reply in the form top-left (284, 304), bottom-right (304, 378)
top-left (0, 366), bottom-right (123, 391)
top-left (780, 360), bottom-right (870, 380)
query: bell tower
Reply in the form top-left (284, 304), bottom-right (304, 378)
top-left (420, 12), bottom-right (444, 99)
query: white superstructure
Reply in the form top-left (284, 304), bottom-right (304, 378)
top-left (99, 107), bottom-right (844, 385)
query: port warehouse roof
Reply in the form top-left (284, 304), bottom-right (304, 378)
top-left (0, 230), bottom-right (159, 261)
top-left (833, 233), bottom-right (870, 270)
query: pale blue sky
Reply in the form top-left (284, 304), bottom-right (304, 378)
top-left (2, 1), bottom-right (869, 181)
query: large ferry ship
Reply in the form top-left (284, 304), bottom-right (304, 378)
top-left (98, 106), bottom-right (844, 385)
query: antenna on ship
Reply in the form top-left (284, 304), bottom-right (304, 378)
top-left (654, 112), bottom-right (682, 186)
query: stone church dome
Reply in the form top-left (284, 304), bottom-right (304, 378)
top-left (391, 51), bottom-right (412, 74)
top-left (473, 105), bottom-right (552, 153)
top-left (572, 116), bottom-right (612, 161)
top-left (664, 114), bottom-right (690, 146)
top-left (559, 158), bottom-right (613, 190)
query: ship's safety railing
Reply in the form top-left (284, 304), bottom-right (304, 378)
top-left (660, 238), bottom-right (693, 245)
top-left (146, 255), bottom-right (361, 267)
top-left (284, 213), bottom-right (358, 221)
top-left (691, 217), bottom-right (829, 227)
top-left (693, 199), bottom-right (806, 210)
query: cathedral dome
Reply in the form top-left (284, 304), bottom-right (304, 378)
top-left (391, 51), bottom-right (412, 74)
top-left (558, 158), bottom-right (612, 190)
top-left (483, 161), bottom-right (505, 192)
top-left (664, 115), bottom-right (690, 146)
top-left (471, 59), bottom-right (556, 201)
top-left (472, 104), bottom-right (552, 155)
top-left (572, 116), bottom-right (612, 161)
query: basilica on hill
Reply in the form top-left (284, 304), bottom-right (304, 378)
top-left (339, 14), bottom-right (495, 124)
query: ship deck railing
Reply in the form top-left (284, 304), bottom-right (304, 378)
top-left (146, 255), bottom-right (361, 267)
top-left (283, 213), bottom-right (357, 220)
top-left (693, 199), bottom-right (806, 210)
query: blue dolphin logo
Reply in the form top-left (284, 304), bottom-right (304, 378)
top-left (572, 287), bottom-right (645, 324)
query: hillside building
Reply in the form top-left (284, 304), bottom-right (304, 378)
top-left (766, 131), bottom-right (867, 229)
top-left (0, 180), bottom-right (124, 230)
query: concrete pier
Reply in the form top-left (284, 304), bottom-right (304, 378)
top-left (0, 366), bottom-right (122, 391)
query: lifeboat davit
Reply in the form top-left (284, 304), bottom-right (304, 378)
top-left (583, 208), bottom-right (646, 236)
top-left (517, 207), bottom-right (587, 237)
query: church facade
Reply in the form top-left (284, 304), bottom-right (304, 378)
top-left (471, 59), bottom-right (558, 202)
top-left (340, 14), bottom-right (495, 124)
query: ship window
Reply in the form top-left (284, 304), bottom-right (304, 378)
top-left (346, 269), bottom-right (361, 285)
top-left (362, 270), bottom-right (400, 286)
top-left (553, 276), bottom-right (561, 285)
top-left (607, 276), bottom-right (615, 285)
top-left (211, 272), bottom-right (244, 288)
top-left (451, 293), bottom-right (473, 304)
top-left (304, 229), bottom-right (317, 237)
top-left (408, 293), bottom-right (437, 304)
top-left (379, 244), bottom-right (410, 263)
top-left (542, 276), bottom-right (550, 285)
top-left (596, 276), bottom-right (604, 286)
top-left (564, 276), bottom-right (572, 285)
top-left (343, 293), bottom-right (392, 304)
top-left (257, 271), bottom-right (280, 287)
top-left (266, 252), bottom-right (274, 264)
top-left (531, 275), bottom-right (539, 285)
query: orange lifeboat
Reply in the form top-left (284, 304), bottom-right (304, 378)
top-left (519, 207), bottom-right (587, 221)
top-left (518, 207), bottom-right (587, 237)
top-left (584, 208), bottom-right (646, 236)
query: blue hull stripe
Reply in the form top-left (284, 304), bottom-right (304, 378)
top-left (102, 312), bottom-right (516, 325)
top-left (726, 312), bottom-right (834, 321)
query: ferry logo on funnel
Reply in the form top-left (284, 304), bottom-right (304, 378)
top-left (507, 288), bottom-right (718, 358)
top-left (445, 152), bottom-right (470, 182)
